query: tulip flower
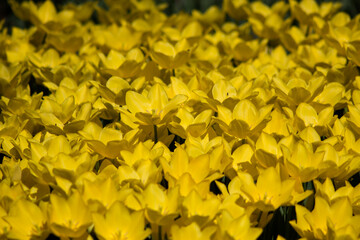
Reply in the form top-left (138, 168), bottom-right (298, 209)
top-left (80, 122), bottom-right (129, 159)
top-left (162, 21), bottom-right (203, 44)
top-left (93, 201), bottom-right (151, 240)
top-left (192, 6), bottom-right (225, 25)
top-left (0, 206), bottom-right (10, 238)
top-left (247, 1), bottom-right (289, 40)
top-left (93, 24), bottom-right (142, 52)
top-left (82, 177), bottom-right (122, 213)
top-left (289, 0), bottom-right (341, 26)
top-left (231, 167), bottom-right (309, 211)
top-left (5, 28), bottom-right (35, 63)
top-left (0, 62), bottom-right (23, 98)
top-left (4, 199), bottom-right (48, 240)
top-left (170, 222), bottom-right (216, 240)
top-left (143, 184), bottom-right (179, 240)
top-left (169, 108), bottom-right (213, 138)
top-left (313, 178), bottom-right (360, 211)
top-left (150, 39), bottom-right (193, 69)
top-left (181, 190), bottom-right (220, 226)
top-left (215, 99), bottom-right (273, 139)
top-left (230, 143), bottom-right (258, 178)
top-left (272, 76), bottom-right (325, 106)
top-left (97, 48), bottom-right (144, 78)
top-left (223, 0), bottom-right (249, 21)
top-left (282, 140), bottom-right (325, 182)
top-left (215, 210), bottom-right (262, 240)
top-left (290, 196), bottom-right (360, 239)
top-left (48, 191), bottom-right (92, 238)
top-left (254, 132), bottom-right (282, 168)
top-left (263, 108), bottom-right (291, 137)
top-left (124, 84), bottom-right (187, 126)
top-left (143, 183), bottom-right (179, 226)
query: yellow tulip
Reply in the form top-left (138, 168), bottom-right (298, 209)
top-left (296, 43), bottom-right (347, 70)
top-left (169, 108), bottom-right (213, 138)
top-left (313, 178), bottom-right (355, 205)
top-left (124, 84), bottom-right (187, 125)
top-left (282, 139), bottom-right (324, 182)
top-left (232, 167), bottom-right (306, 211)
top-left (5, 28), bottom-right (35, 63)
top-left (9, 0), bottom-right (77, 30)
top-left (313, 82), bottom-right (346, 107)
top-left (150, 39), bottom-right (193, 69)
top-left (90, 77), bottom-right (131, 108)
top-left (0, 182), bottom-right (26, 212)
top-left (192, 6), bottom-right (224, 25)
top-left (38, 96), bottom-right (89, 134)
top-left (80, 123), bottom-right (128, 159)
top-left (229, 38), bottom-right (266, 62)
top-left (181, 190), bottom-right (220, 226)
top-left (28, 48), bottom-right (62, 69)
top-left (272, 75), bottom-right (325, 106)
top-left (280, 26), bottom-right (306, 52)
top-left (63, 2), bottom-right (96, 22)
top-left (93, 201), bottom-right (151, 240)
top-left (254, 132), bottom-right (282, 168)
top-left (230, 143), bottom-right (258, 178)
top-left (248, 1), bottom-right (289, 40)
top-left (118, 141), bottom-right (165, 188)
top-left (48, 191), bottom-right (92, 238)
top-left (119, 141), bottom-right (163, 167)
top-left (184, 135), bottom-right (232, 173)
top-left (170, 222), bottom-right (216, 240)
top-left (5, 199), bottom-right (48, 240)
top-left (290, 196), bottom-right (360, 239)
top-left (0, 205), bottom-right (10, 238)
top-left (82, 177), bottom-right (121, 213)
top-left (223, 0), bottom-right (249, 21)
top-left (211, 80), bottom-right (237, 104)
top-left (162, 21), bottom-right (203, 44)
top-left (98, 48), bottom-right (144, 78)
top-left (215, 99), bottom-right (273, 138)
top-left (290, 0), bottom-right (341, 26)
top-left (143, 183), bottom-right (179, 225)
top-left (295, 103), bottom-right (334, 130)
top-left (118, 159), bottom-right (162, 188)
top-left (0, 156), bottom-right (22, 185)
top-left (0, 62), bottom-right (23, 98)
top-left (161, 145), bottom-right (221, 197)
top-left (94, 24), bottom-right (142, 52)
top-left (263, 108), bottom-right (291, 137)
top-left (215, 210), bottom-right (262, 240)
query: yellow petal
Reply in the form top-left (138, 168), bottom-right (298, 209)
top-left (37, 0), bottom-right (56, 23)
top-left (296, 103), bottom-right (318, 127)
top-left (233, 99), bottom-right (257, 127)
top-left (126, 91), bottom-right (151, 114)
top-left (188, 154), bottom-right (210, 183)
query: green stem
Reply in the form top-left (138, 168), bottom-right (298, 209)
top-left (151, 223), bottom-right (161, 240)
top-left (159, 226), bottom-right (162, 240)
top-left (154, 125), bottom-right (158, 143)
top-left (94, 160), bottom-right (101, 173)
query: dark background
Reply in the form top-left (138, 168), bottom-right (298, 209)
top-left (1, 0), bottom-right (360, 29)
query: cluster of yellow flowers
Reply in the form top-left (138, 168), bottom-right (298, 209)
top-left (0, 0), bottom-right (360, 239)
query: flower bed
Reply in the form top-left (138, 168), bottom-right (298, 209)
top-left (0, 0), bottom-right (360, 239)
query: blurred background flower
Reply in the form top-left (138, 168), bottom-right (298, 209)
top-left (1, 0), bottom-right (360, 29)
